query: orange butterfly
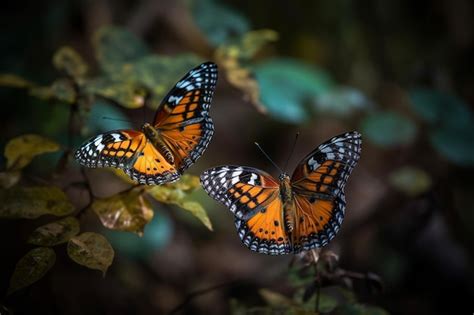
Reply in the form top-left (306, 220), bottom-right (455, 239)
top-left (200, 132), bottom-right (361, 254)
top-left (75, 62), bottom-right (218, 184)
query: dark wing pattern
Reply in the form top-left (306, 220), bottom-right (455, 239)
top-left (155, 62), bottom-right (217, 173)
top-left (74, 130), bottom-right (179, 185)
top-left (200, 166), bottom-right (291, 254)
top-left (290, 131), bottom-right (362, 252)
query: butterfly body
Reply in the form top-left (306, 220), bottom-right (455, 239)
top-left (75, 62), bottom-right (218, 185)
top-left (201, 132), bottom-right (362, 255)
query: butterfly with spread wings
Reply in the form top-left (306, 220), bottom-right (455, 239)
top-left (75, 62), bottom-right (218, 185)
top-left (200, 132), bottom-right (361, 255)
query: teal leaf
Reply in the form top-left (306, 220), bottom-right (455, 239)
top-left (93, 26), bottom-right (149, 75)
top-left (315, 86), bottom-right (373, 116)
top-left (430, 124), bottom-right (474, 166)
top-left (87, 101), bottom-right (133, 133)
top-left (361, 111), bottom-right (417, 147)
top-left (254, 58), bottom-right (334, 123)
top-left (191, 0), bottom-right (250, 46)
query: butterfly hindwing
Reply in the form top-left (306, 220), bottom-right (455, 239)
top-left (290, 131), bottom-right (362, 252)
top-left (155, 62), bottom-right (217, 173)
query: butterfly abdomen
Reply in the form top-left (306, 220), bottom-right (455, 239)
top-left (279, 174), bottom-right (295, 233)
top-left (142, 123), bottom-right (175, 164)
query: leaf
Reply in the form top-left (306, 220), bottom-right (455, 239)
top-left (389, 166), bottom-right (432, 196)
top-left (8, 247), bottom-right (56, 295)
top-left (147, 175), bottom-right (212, 230)
top-left (0, 186), bottom-right (75, 219)
top-left (191, 0), bottom-right (250, 46)
top-left (53, 46), bottom-right (88, 79)
top-left (215, 30), bottom-right (279, 113)
top-left (93, 26), bottom-right (149, 75)
top-left (0, 170), bottom-right (21, 188)
top-left (0, 73), bottom-right (36, 88)
top-left (361, 111), bottom-right (417, 147)
top-left (92, 189), bottom-right (153, 236)
top-left (4, 134), bottom-right (60, 171)
top-left (28, 216), bottom-right (80, 246)
top-left (50, 79), bottom-right (77, 103)
top-left (430, 125), bottom-right (474, 166)
top-left (253, 58), bottom-right (335, 123)
top-left (67, 232), bottom-right (114, 275)
top-left (179, 201), bottom-right (213, 231)
top-left (314, 86), bottom-right (373, 116)
top-left (259, 289), bottom-right (295, 307)
top-left (85, 77), bottom-right (146, 108)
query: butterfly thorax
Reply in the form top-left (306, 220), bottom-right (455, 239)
top-left (142, 123), bottom-right (175, 164)
top-left (279, 173), bottom-right (295, 233)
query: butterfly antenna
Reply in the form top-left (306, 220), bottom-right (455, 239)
top-left (254, 142), bottom-right (284, 174)
top-left (283, 132), bottom-right (300, 173)
top-left (101, 116), bottom-right (133, 123)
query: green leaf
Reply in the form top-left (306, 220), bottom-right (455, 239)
top-left (254, 58), bottom-right (334, 123)
top-left (430, 124), bottom-right (474, 166)
top-left (191, 0), bottom-right (250, 46)
top-left (67, 232), bottom-right (114, 275)
top-left (0, 186), bottom-right (75, 219)
top-left (315, 86), bottom-right (373, 116)
top-left (4, 134), bottom-right (60, 170)
top-left (389, 166), bottom-right (432, 196)
top-left (85, 77), bottom-right (146, 108)
top-left (8, 247), bottom-right (56, 295)
top-left (147, 175), bottom-right (212, 230)
top-left (28, 216), bottom-right (80, 246)
top-left (410, 89), bottom-right (474, 166)
top-left (53, 46), bottom-right (88, 79)
top-left (92, 189), bottom-right (153, 236)
top-left (361, 111), bottom-right (417, 147)
top-left (93, 26), bottom-right (149, 75)
top-left (0, 73), bottom-right (36, 88)
top-left (179, 201), bottom-right (213, 231)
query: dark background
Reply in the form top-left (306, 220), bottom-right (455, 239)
top-left (1, 0), bottom-right (474, 314)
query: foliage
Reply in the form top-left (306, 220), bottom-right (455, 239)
top-left (0, 25), bottom-right (213, 293)
top-left (8, 247), bottom-right (56, 295)
top-left (230, 249), bottom-right (388, 315)
top-left (67, 232), bottom-right (114, 276)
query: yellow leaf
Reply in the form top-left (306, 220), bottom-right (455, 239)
top-left (8, 247), bottom-right (56, 295)
top-left (92, 189), bottom-right (153, 236)
top-left (28, 216), bottom-right (80, 246)
top-left (0, 73), bottom-right (36, 88)
top-left (4, 134), bottom-right (60, 171)
top-left (53, 46), bottom-right (88, 79)
top-left (67, 232), bottom-right (114, 276)
top-left (215, 29), bottom-right (278, 113)
top-left (178, 201), bottom-right (213, 231)
top-left (0, 186), bottom-right (75, 219)
top-left (259, 289), bottom-right (295, 307)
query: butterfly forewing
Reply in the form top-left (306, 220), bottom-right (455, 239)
top-left (290, 131), bottom-right (362, 252)
top-left (156, 62), bottom-right (217, 173)
top-left (200, 166), bottom-right (291, 254)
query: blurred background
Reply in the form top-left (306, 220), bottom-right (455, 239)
top-left (1, 0), bottom-right (474, 314)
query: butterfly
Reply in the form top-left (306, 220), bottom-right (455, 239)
top-left (200, 132), bottom-right (361, 255)
top-left (75, 62), bottom-right (218, 185)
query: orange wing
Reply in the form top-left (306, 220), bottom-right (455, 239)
top-left (201, 166), bottom-right (291, 254)
top-left (75, 130), bottom-right (179, 184)
top-left (290, 132), bottom-right (362, 252)
top-left (154, 62), bottom-right (217, 173)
